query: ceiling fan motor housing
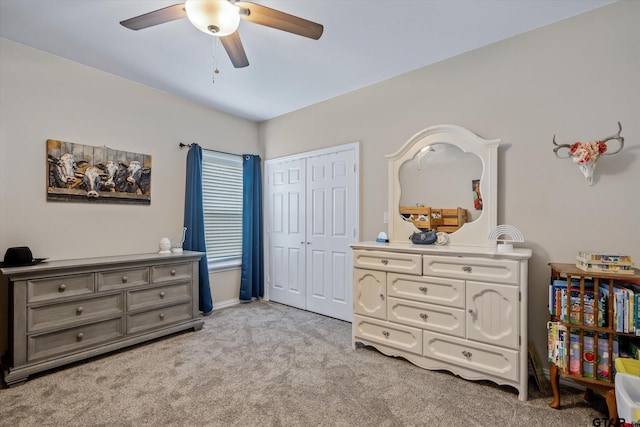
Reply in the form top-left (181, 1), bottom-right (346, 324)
top-left (185, 0), bottom-right (240, 36)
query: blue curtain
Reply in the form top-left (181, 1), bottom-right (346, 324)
top-left (240, 154), bottom-right (264, 301)
top-left (183, 143), bottom-right (214, 315)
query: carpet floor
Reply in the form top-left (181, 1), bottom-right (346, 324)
top-left (0, 301), bottom-right (609, 426)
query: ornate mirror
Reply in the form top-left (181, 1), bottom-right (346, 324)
top-left (387, 125), bottom-right (501, 246)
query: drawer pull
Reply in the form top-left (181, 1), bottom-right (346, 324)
top-left (468, 309), bottom-right (475, 315)
top-left (379, 294), bottom-right (385, 301)
top-left (170, 270), bottom-right (176, 276)
top-left (76, 307), bottom-right (84, 314)
top-left (419, 313), bottom-right (428, 320)
top-left (159, 291), bottom-right (166, 298)
top-left (382, 330), bottom-right (390, 337)
top-left (122, 276), bottom-right (129, 283)
top-left (462, 350), bottom-right (472, 358)
top-left (76, 332), bottom-right (84, 341)
top-left (381, 259), bottom-right (389, 265)
top-left (462, 266), bottom-right (472, 273)
top-left (159, 313), bottom-right (165, 320)
top-left (419, 286), bottom-right (428, 294)
top-left (58, 284), bottom-right (66, 292)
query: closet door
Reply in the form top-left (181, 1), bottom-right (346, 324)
top-left (266, 143), bottom-right (359, 322)
top-left (266, 158), bottom-right (306, 309)
top-left (305, 150), bottom-right (357, 321)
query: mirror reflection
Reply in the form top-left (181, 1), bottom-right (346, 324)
top-left (399, 143), bottom-right (483, 233)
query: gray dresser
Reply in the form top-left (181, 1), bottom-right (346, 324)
top-left (0, 251), bottom-right (204, 386)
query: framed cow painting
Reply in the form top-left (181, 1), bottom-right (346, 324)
top-left (47, 139), bottom-right (151, 205)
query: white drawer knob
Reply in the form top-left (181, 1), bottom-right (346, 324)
top-left (122, 276), bottom-right (129, 283)
top-left (58, 284), bottom-right (66, 292)
top-left (159, 313), bottom-right (165, 320)
top-left (159, 291), bottom-right (166, 298)
top-left (170, 270), bottom-right (176, 276)
top-left (76, 332), bottom-right (84, 341)
top-left (76, 307), bottom-right (84, 314)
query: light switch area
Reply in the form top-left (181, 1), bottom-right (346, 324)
top-left (383, 211), bottom-right (389, 224)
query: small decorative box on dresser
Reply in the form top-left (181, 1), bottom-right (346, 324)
top-left (351, 242), bottom-right (532, 401)
top-left (0, 251), bottom-right (204, 386)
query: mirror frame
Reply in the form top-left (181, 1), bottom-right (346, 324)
top-left (387, 124), bottom-right (501, 246)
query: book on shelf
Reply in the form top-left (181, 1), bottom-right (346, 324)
top-left (549, 279), bottom-right (607, 327)
top-left (576, 251), bottom-right (635, 275)
top-left (577, 251), bottom-right (633, 264)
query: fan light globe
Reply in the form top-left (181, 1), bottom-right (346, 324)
top-left (185, 0), bottom-right (240, 37)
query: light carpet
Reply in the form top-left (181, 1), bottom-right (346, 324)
top-left (0, 301), bottom-right (608, 426)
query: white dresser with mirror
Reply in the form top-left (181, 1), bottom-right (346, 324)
top-left (352, 125), bottom-right (532, 401)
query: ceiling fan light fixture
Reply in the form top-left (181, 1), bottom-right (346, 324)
top-left (185, 0), bottom-right (240, 37)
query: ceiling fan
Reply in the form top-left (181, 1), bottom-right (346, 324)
top-left (120, 0), bottom-right (324, 68)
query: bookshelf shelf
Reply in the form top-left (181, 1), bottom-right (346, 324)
top-left (547, 262), bottom-right (640, 420)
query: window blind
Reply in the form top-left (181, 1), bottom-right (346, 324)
top-left (202, 150), bottom-right (243, 268)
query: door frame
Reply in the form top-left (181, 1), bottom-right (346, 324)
top-left (264, 141), bottom-right (360, 306)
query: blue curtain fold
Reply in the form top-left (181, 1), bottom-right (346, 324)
top-left (183, 143), bottom-right (214, 315)
top-left (240, 154), bottom-right (264, 301)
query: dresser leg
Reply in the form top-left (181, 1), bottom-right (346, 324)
top-left (549, 362), bottom-right (561, 409)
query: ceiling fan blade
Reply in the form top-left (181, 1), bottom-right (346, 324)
top-left (236, 2), bottom-right (323, 40)
top-left (120, 3), bottom-right (187, 30)
top-left (220, 32), bottom-right (249, 68)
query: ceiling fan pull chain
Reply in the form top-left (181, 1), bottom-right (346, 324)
top-left (212, 37), bottom-right (221, 84)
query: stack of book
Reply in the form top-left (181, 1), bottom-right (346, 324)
top-left (548, 277), bottom-right (640, 334)
top-left (548, 279), bottom-right (608, 327)
top-left (576, 251), bottom-right (635, 275)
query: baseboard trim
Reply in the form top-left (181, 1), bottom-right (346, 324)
top-left (213, 299), bottom-right (241, 311)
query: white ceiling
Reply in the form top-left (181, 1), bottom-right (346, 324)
top-left (0, 0), bottom-right (613, 122)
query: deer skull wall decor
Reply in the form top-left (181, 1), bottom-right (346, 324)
top-left (552, 122), bottom-right (624, 185)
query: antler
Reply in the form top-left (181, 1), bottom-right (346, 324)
top-left (552, 122), bottom-right (624, 158)
top-left (600, 121), bottom-right (624, 155)
top-left (552, 134), bottom-right (573, 158)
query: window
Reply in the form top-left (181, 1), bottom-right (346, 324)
top-left (202, 150), bottom-right (243, 270)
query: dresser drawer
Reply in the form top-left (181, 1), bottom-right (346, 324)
top-left (354, 250), bottom-right (422, 275)
top-left (353, 314), bottom-right (422, 355)
top-left (151, 262), bottom-right (193, 284)
top-left (423, 255), bottom-right (519, 285)
top-left (127, 302), bottom-right (193, 335)
top-left (388, 297), bottom-right (465, 338)
top-left (387, 273), bottom-right (465, 309)
top-left (423, 331), bottom-right (518, 382)
top-left (97, 267), bottom-right (149, 291)
top-left (28, 318), bottom-right (124, 362)
top-left (127, 283), bottom-right (191, 312)
top-left (28, 294), bottom-right (124, 333)
top-left (27, 274), bottom-right (94, 303)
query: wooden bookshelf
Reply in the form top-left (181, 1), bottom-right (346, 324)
top-left (547, 262), bottom-right (640, 421)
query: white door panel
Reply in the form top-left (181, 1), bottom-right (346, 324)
top-left (267, 145), bottom-right (358, 322)
top-left (266, 159), bottom-right (305, 309)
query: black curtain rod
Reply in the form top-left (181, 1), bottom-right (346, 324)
top-left (179, 142), bottom-right (241, 158)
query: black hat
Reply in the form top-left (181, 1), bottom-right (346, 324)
top-left (0, 247), bottom-right (47, 268)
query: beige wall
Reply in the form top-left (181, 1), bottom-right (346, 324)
top-left (0, 39), bottom-right (259, 310)
top-left (259, 1), bottom-right (640, 364)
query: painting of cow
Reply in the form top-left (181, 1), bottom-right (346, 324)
top-left (46, 139), bottom-right (152, 205)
